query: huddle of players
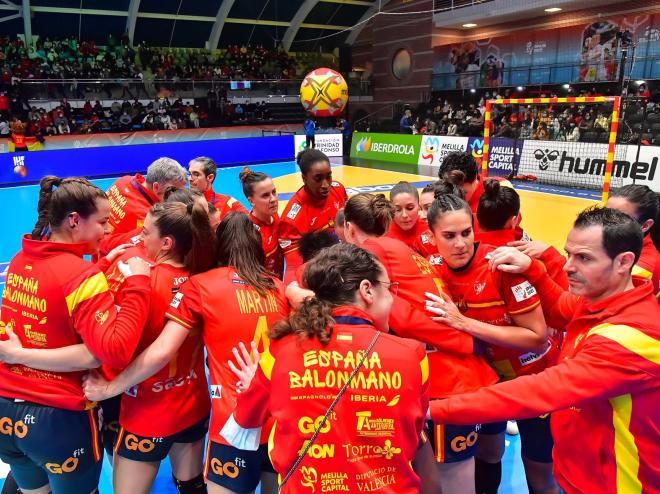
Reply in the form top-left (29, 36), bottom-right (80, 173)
top-left (0, 147), bottom-right (657, 494)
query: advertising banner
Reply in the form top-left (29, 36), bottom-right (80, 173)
top-left (432, 14), bottom-right (658, 89)
top-left (294, 133), bottom-right (343, 157)
top-left (418, 136), bottom-right (469, 166)
top-left (0, 135), bottom-right (295, 186)
top-left (473, 137), bottom-right (522, 177)
top-left (351, 132), bottom-right (421, 165)
top-left (518, 140), bottom-right (660, 191)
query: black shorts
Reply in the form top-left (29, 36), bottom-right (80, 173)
top-left (99, 396), bottom-right (121, 456)
top-left (0, 397), bottom-right (102, 494)
top-left (204, 441), bottom-right (275, 493)
top-left (425, 420), bottom-right (479, 464)
top-left (518, 415), bottom-right (554, 463)
top-left (115, 416), bottom-right (209, 463)
top-left (479, 420), bottom-right (507, 435)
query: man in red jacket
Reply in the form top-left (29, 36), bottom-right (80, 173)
top-left (188, 156), bottom-right (247, 219)
top-left (105, 157), bottom-right (187, 235)
top-left (429, 207), bottom-right (660, 494)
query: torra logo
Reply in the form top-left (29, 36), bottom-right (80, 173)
top-left (533, 149), bottom-right (560, 171)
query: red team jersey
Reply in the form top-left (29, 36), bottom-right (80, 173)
top-left (361, 237), bottom-right (498, 397)
top-left (165, 267), bottom-right (289, 445)
top-left (279, 182), bottom-right (347, 281)
top-left (431, 264), bottom-right (660, 494)
top-left (232, 306), bottom-right (430, 494)
top-left (633, 234), bottom-right (659, 298)
top-left (98, 227), bottom-right (143, 258)
top-left (385, 217), bottom-right (437, 259)
top-left (106, 174), bottom-right (158, 235)
top-left (249, 211), bottom-right (284, 276)
top-left (0, 237), bottom-right (150, 410)
top-left (204, 188), bottom-right (248, 220)
top-left (119, 263), bottom-right (210, 437)
top-left (437, 243), bottom-right (556, 380)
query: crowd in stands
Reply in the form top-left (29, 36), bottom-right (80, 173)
top-left (0, 34), bottom-right (312, 84)
top-left (0, 94), bottom-right (281, 138)
top-left (396, 84), bottom-right (660, 144)
top-left (0, 32), bottom-right (335, 138)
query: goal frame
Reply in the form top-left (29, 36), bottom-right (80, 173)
top-left (482, 96), bottom-right (622, 201)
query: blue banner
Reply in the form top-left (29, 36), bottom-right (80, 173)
top-left (0, 135), bottom-right (295, 186)
top-left (468, 136), bottom-right (521, 177)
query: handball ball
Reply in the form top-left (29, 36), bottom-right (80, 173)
top-left (13, 164), bottom-right (27, 177)
top-left (300, 68), bottom-right (348, 117)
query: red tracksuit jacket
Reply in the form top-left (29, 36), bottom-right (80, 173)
top-left (204, 188), bottom-right (247, 220)
top-left (106, 174), bottom-right (158, 235)
top-left (431, 262), bottom-right (660, 494)
top-left (0, 237), bottom-right (150, 410)
top-left (633, 234), bottom-right (659, 299)
top-left (232, 306), bottom-right (429, 494)
top-left (249, 211), bottom-right (283, 277)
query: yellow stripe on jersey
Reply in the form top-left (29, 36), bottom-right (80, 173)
top-left (420, 355), bottom-right (429, 385)
top-left (165, 313), bottom-right (194, 330)
top-left (631, 264), bottom-right (652, 280)
top-left (587, 324), bottom-right (660, 365)
top-left (609, 394), bottom-right (642, 494)
top-left (508, 300), bottom-right (541, 315)
top-left (65, 272), bottom-right (109, 315)
top-left (259, 348), bottom-right (275, 380)
top-left (467, 300), bottom-right (506, 309)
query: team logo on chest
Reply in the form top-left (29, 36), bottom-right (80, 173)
top-left (473, 282), bottom-right (486, 295)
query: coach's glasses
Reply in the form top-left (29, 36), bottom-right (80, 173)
top-left (375, 280), bottom-right (400, 296)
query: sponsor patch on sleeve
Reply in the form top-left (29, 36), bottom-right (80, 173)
top-left (287, 203), bottom-right (302, 220)
top-left (170, 291), bottom-right (184, 309)
top-left (278, 239), bottom-right (292, 249)
top-left (511, 281), bottom-right (537, 303)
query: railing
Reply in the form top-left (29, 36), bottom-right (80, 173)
top-left (432, 55), bottom-right (660, 90)
top-left (9, 77), bottom-right (373, 103)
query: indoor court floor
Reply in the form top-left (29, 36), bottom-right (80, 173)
top-left (0, 157), bottom-right (597, 493)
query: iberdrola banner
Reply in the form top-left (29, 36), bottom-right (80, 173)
top-left (351, 132), bottom-right (422, 165)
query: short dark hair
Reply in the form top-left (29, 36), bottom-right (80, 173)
top-left (574, 206), bottom-right (643, 264)
top-left (390, 181), bottom-right (419, 202)
top-left (477, 179), bottom-right (520, 231)
top-left (298, 230), bottom-right (340, 263)
top-left (427, 195), bottom-right (473, 231)
top-left (438, 152), bottom-right (479, 183)
top-left (296, 148), bottom-right (330, 175)
top-left (190, 156), bottom-right (217, 179)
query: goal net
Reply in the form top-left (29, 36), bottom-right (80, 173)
top-left (482, 96), bottom-right (625, 200)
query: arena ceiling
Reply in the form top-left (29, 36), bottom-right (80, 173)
top-left (0, 0), bottom-right (386, 51)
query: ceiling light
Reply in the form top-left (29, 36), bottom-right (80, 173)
top-left (636, 80), bottom-right (646, 85)
top-left (544, 7), bottom-right (562, 13)
top-left (562, 84), bottom-right (570, 89)
top-left (516, 86), bottom-right (524, 91)
top-left (462, 23), bottom-right (477, 28)
top-left (470, 88), bottom-right (476, 93)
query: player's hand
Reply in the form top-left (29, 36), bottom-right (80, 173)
top-left (126, 257), bottom-right (151, 277)
top-left (507, 240), bottom-right (551, 259)
top-left (0, 325), bottom-right (25, 364)
top-left (228, 341), bottom-right (259, 393)
top-left (82, 370), bottom-right (115, 401)
top-left (488, 246), bottom-right (532, 274)
top-left (104, 243), bottom-right (133, 264)
top-left (424, 292), bottom-right (469, 332)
